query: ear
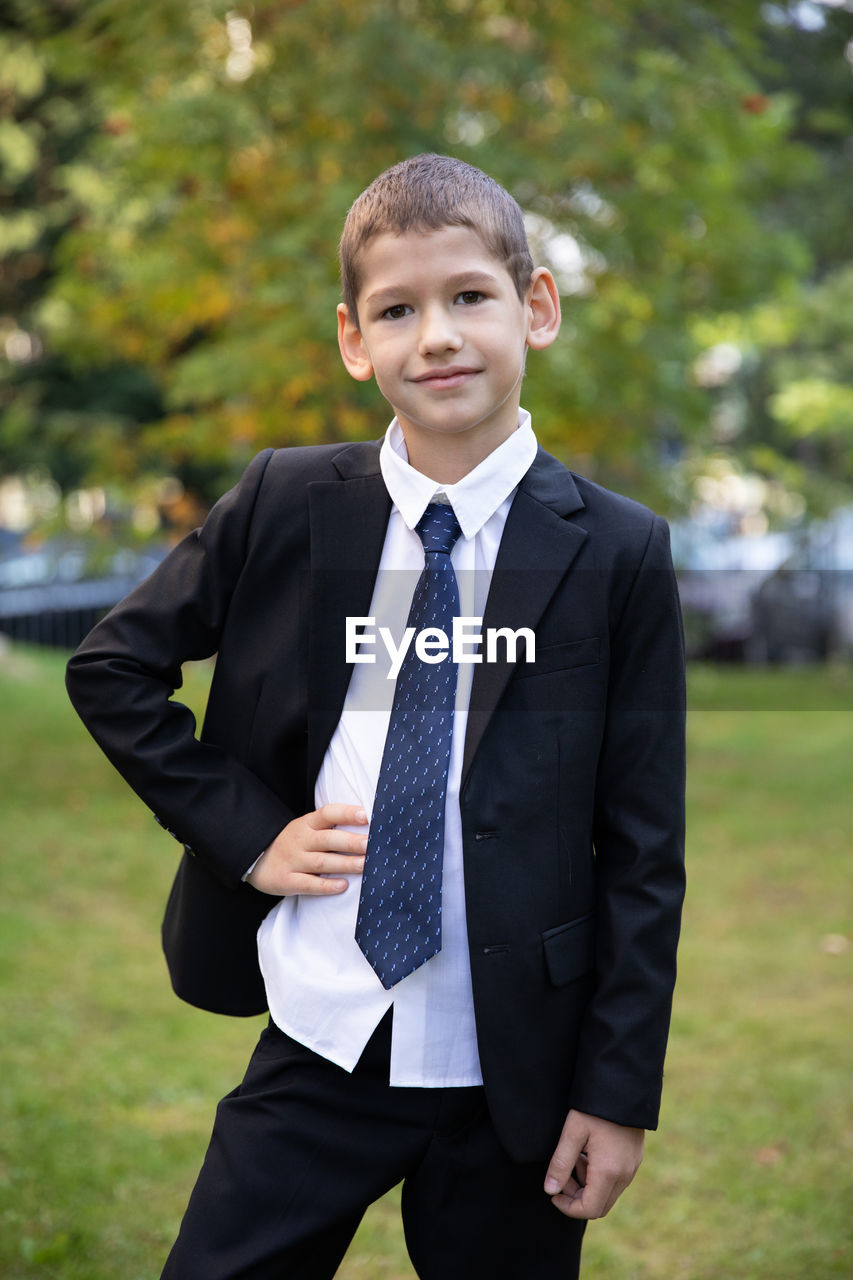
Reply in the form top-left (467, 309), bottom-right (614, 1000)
top-left (525, 267), bottom-right (561, 352)
top-left (337, 303), bottom-right (375, 382)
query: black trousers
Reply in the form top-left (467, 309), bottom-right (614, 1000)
top-left (161, 1011), bottom-right (585, 1279)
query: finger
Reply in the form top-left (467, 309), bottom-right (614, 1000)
top-left (544, 1133), bottom-right (586, 1196)
top-left (247, 861), bottom-right (352, 897)
top-left (312, 852), bottom-right (366, 876)
top-left (312, 827), bottom-right (369, 856)
top-left (601, 1183), bottom-right (625, 1217)
top-left (557, 1161), bottom-right (614, 1220)
top-left (281, 845), bottom-right (365, 877)
top-left (581, 1175), bottom-right (627, 1220)
top-left (546, 1152), bottom-right (586, 1217)
top-left (286, 872), bottom-right (352, 895)
top-left (310, 803), bottom-right (368, 829)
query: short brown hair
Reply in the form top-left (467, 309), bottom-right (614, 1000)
top-left (339, 154), bottom-right (534, 325)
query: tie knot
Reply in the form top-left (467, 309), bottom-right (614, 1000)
top-left (415, 503), bottom-right (462, 557)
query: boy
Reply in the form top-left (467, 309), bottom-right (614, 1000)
top-left (66, 153), bottom-right (686, 1279)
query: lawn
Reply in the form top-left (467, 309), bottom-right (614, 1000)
top-left (1, 643), bottom-right (851, 1278)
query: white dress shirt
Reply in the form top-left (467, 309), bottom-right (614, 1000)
top-left (257, 411), bottom-right (538, 1086)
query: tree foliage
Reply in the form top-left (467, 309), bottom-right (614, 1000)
top-left (1, 0), bottom-right (851, 514)
top-left (698, 1), bottom-right (853, 516)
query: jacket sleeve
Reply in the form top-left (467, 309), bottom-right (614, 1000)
top-left (65, 449), bottom-right (296, 888)
top-left (569, 514), bottom-right (687, 1130)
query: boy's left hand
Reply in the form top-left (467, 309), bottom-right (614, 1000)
top-left (543, 1110), bottom-right (645, 1219)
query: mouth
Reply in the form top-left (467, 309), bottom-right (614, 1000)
top-left (411, 367), bottom-right (480, 389)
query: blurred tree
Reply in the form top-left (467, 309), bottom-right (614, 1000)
top-left (0, 0), bottom-right (165, 496)
top-left (1, 0), bottom-right (848, 513)
top-left (693, 0), bottom-right (853, 516)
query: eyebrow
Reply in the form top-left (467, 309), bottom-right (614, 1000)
top-left (365, 271), bottom-right (500, 308)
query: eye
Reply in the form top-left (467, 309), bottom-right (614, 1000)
top-left (457, 290), bottom-right (486, 306)
top-left (380, 303), bottom-right (412, 320)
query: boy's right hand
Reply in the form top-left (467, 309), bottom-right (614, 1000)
top-left (245, 804), bottom-right (368, 897)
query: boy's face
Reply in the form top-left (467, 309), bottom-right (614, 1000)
top-left (338, 225), bottom-right (560, 476)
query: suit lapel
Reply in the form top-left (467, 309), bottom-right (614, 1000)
top-left (460, 448), bottom-right (588, 790)
top-left (306, 441), bottom-right (391, 788)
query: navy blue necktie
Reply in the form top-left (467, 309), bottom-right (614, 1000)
top-left (355, 502), bottom-right (463, 989)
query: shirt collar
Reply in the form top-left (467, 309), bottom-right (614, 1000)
top-left (379, 410), bottom-right (537, 541)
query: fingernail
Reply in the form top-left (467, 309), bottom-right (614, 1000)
top-left (356, 809), bottom-right (367, 824)
top-left (544, 1177), bottom-right (561, 1195)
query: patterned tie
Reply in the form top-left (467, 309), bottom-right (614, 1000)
top-left (355, 502), bottom-right (463, 989)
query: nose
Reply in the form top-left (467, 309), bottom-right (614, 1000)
top-left (417, 303), bottom-right (463, 356)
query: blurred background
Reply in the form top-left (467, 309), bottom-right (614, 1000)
top-left (1, 2), bottom-right (851, 1278)
top-left (2, 0), bottom-right (853, 659)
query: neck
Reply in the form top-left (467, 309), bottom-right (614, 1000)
top-left (402, 421), bottom-right (518, 485)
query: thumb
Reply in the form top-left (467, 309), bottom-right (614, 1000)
top-left (544, 1118), bottom-right (588, 1195)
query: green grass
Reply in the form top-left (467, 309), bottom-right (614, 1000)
top-left (1, 645), bottom-right (851, 1278)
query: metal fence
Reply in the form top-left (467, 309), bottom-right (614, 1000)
top-left (0, 579), bottom-right (141, 650)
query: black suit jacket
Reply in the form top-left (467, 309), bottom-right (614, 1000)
top-left (66, 439), bottom-right (686, 1163)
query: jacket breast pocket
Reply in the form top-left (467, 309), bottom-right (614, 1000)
top-left (514, 636), bottom-right (600, 679)
top-left (542, 912), bottom-right (596, 987)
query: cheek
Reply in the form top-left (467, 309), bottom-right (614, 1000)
top-left (493, 339), bottom-right (528, 387)
top-left (369, 360), bottom-right (399, 396)
top-left (480, 321), bottom-right (525, 360)
top-left (362, 337), bottom-right (402, 380)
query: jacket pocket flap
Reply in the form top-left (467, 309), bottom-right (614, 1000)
top-left (514, 636), bottom-right (600, 679)
top-left (542, 913), bottom-right (596, 987)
